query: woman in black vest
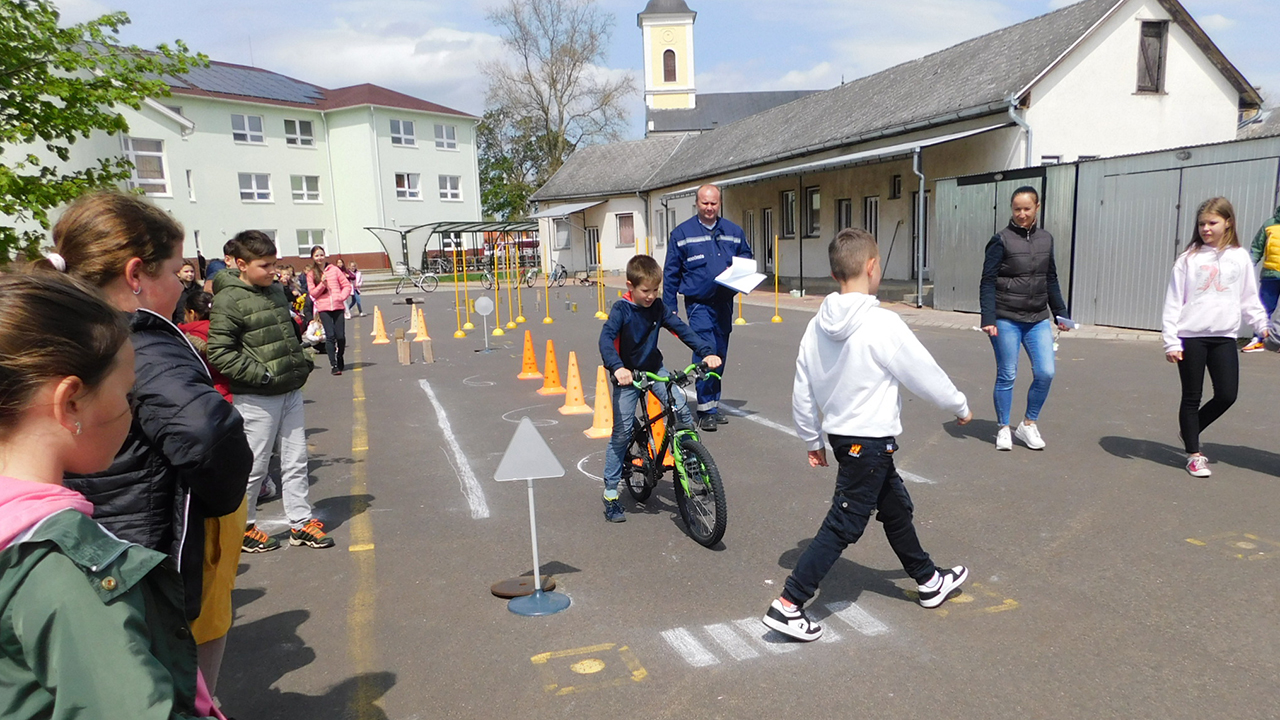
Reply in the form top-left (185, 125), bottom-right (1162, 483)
top-left (979, 186), bottom-right (1072, 451)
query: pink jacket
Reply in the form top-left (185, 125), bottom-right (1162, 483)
top-left (308, 263), bottom-right (353, 312)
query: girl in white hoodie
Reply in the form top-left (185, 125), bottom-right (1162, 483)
top-left (1162, 197), bottom-right (1269, 478)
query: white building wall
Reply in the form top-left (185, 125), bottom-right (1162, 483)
top-left (1026, 0), bottom-right (1240, 164)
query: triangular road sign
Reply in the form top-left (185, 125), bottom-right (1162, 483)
top-left (494, 417), bottom-right (566, 482)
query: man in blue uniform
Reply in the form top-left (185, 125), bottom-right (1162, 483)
top-left (663, 184), bottom-right (753, 432)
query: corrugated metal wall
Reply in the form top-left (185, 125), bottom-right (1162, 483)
top-left (935, 135), bottom-right (1280, 330)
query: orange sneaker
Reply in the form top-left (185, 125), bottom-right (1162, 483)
top-left (289, 519), bottom-right (335, 548)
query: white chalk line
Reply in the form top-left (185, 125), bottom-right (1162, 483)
top-left (660, 628), bottom-right (719, 667)
top-left (418, 380), bottom-right (491, 520)
top-left (501, 405), bottom-right (557, 426)
top-left (576, 450), bottom-right (606, 482)
top-left (680, 388), bottom-right (937, 484)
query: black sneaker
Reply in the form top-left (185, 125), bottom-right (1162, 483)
top-left (331, 368), bottom-right (342, 376)
top-left (698, 414), bottom-right (718, 432)
top-left (603, 497), bottom-right (626, 523)
top-left (762, 598), bottom-right (823, 642)
top-left (917, 565), bottom-right (968, 608)
top-left (714, 413), bottom-right (729, 425)
top-left (242, 525), bottom-right (281, 553)
top-left (290, 519), bottom-right (335, 548)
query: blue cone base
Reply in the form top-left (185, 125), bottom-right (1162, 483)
top-left (508, 589), bottom-right (571, 616)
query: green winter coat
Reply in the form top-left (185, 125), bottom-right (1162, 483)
top-left (0, 509), bottom-right (213, 719)
top-left (1250, 204), bottom-right (1280, 279)
top-left (207, 269), bottom-right (312, 396)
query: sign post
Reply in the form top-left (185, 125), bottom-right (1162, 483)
top-left (494, 417), bottom-right (571, 616)
top-left (474, 296), bottom-right (496, 354)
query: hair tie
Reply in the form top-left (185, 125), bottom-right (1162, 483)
top-left (45, 252), bottom-right (67, 273)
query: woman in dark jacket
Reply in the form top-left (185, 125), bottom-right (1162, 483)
top-left (52, 192), bottom-right (252, 695)
top-left (979, 186), bottom-right (1072, 452)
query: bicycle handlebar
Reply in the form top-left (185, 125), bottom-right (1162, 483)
top-left (630, 362), bottom-right (722, 389)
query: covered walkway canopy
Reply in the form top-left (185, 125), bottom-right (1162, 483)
top-left (525, 200), bottom-right (603, 219)
top-left (364, 220), bottom-right (539, 274)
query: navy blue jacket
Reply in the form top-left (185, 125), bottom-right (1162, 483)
top-left (600, 296), bottom-right (713, 374)
top-left (663, 215), bottom-right (753, 312)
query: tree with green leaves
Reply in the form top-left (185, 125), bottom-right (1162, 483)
top-left (478, 107), bottom-right (544, 220)
top-left (0, 0), bottom-right (205, 260)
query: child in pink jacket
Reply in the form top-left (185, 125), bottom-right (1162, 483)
top-left (306, 246), bottom-right (353, 375)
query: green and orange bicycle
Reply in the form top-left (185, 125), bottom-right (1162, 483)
top-left (624, 363), bottom-right (727, 548)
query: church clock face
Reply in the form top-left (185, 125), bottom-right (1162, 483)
top-left (661, 28), bottom-right (675, 43)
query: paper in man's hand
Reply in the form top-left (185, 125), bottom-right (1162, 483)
top-left (715, 256), bottom-right (767, 294)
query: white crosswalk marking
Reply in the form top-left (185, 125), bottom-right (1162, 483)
top-left (824, 600), bottom-right (890, 636)
top-left (661, 628), bottom-right (720, 667)
top-left (733, 618), bottom-right (800, 653)
top-left (704, 622), bottom-right (760, 660)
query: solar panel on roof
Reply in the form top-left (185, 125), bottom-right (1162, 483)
top-left (177, 64), bottom-right (325, 105)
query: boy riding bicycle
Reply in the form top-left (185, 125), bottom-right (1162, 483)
top-left (599, 255), bottom-right (721, 523)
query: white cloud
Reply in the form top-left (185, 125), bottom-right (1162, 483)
top-left (1197, 13), bottom-right (1236, 31)
top-left (54, 0), bottom-right (112, 25)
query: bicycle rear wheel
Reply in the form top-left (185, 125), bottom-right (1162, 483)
top-left (555, 272), bottom-right (567, 288)
top-left (421, 274), bottom-right (439, 292)
top-left (395, 276), bottom-right (408, 294)
top-left (481, 274), bottom-right (494, 290)
top-left (673, 438), bottom-right (727, 547)
top-left (524, 272), bottom-right (535, 288)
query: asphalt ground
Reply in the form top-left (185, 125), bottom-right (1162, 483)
top-left (218, 282), bottom-right (1280, 720)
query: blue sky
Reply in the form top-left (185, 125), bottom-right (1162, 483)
top-left (60, 0), bottom-right (1278, 138)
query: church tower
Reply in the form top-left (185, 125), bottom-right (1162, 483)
top-left (638, 0), bottom-right (696, 110)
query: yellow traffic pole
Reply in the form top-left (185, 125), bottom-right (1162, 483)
top-left (452, 243), bottom-right (465, 338)
top-left (734, 292), bottom-right (746, 325)
top-left (594, 236), bottom-right (607, 320)
top-left (492, 240), bottom-right (505, 336)
top-left (462, 239), bottom-right (474, 330)
top-left (504, 240), bottom-right (517, 329)
top-left (543, 232), bottom-right (554, 325)
top-left (771, 235), bottom-right (783, 323)
top-left (515, 240), bottom-right (527, 324)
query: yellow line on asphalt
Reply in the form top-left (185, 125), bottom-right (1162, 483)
top-left (347, 323), bottom-right (379, 718)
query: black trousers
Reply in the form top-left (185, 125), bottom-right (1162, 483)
top-left (783, 435), bottom-right (936, 607)
top-left (1176, 336), bottom-right (1238, 454)
top-left (318, 310), bottom-right (346, 370)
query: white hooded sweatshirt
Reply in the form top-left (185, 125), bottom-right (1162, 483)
top-left (793, 292), bottom-right (969, 450)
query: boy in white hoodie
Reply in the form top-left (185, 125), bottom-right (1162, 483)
top-left (762, 228), bottom-right (973, 642)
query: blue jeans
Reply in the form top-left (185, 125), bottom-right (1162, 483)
top-left (1258, 278), bottom-right (1280, 334)
top-left (602, 368), bottom-right (693, 493)
top-left (990, 318), bottom-right (1055, 427)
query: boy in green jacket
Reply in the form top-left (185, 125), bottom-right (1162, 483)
top-left (208, 231), bottom-right (334, 552)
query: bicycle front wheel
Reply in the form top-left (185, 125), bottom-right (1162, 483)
top-left (673, 438), bottom-right (727, 547)
top-left (524, 273), bottom-right (535, 288)
top-left (421, 274), bottom-right (439, 292)
top-left (555, 273), bottom-right (567, 288)
top-left (481, 274), bottom-right (494, 291)
top-left (395, 276), bottom-right (408, 294)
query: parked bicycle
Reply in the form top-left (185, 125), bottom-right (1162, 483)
top-left (395, 268), bottom-right (439, 294)
top-left (624, 363), bottom-right (727, 547)
top-left (521, 265), bottom-right (540, 287)
top-left (548, 262), bottom-right (568, 287)
top-left (480, 268), bottom-right (497, 290)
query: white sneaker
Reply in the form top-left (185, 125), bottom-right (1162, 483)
top-left (1015, 422), bottom-right (1045, 450)
top-left (1186, 455), bottom-right (1211, 478)
top-left (995, 426), bottom-right (1012, 451)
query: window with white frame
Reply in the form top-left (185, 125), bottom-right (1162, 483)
top-left (616, 213), bottom-right (635, 247)
top-left (231, 114), bottom-right (265, 143)
top-left (395, 173), bottom-right (421, 199)
top-left (291, 175), bottom-right (320, 203)
top-left (1041, 155), bottom-right (1063, 166)
top-left (122, 137), bottom-right (169, 196)
top-left (804, 187), bottom-right (821, 237)
top-left (284, 119), bottom-right (315, 147)
top-left (296, 229), bottom-right (324, 257)
top-left (554, 219), bottom-right (571, 250)
top-left (434, 124), bottom-right (457, 150)
top-left (390, 119), bottom-right (416, 146)
top-left (836, 198), bottom-right (852, 231)
top-left (781, 189), bottom-right (797, 238)
top-left (438, 175), bottom-right (461, 201)
top-left (238, 173), bottom-right (272, 202)
top-left (863, 196), bottom-right (880, 240)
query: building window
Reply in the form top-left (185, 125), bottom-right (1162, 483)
top-left (434, 124), bottom-right (457, 150)
top-left (1137, 21), bottom-right (1168, 93)
top-left (781, 190), bottom-right (797, 238)
top-left (238, 173), bottom-right (271, 202)
top-left (390, 119), bottom-right (416, 146)
top-left (554, 219), bottom-right (571, 250)
top-left (231, 114), bottom-right (264, 143)
top-left (889, 174), bottom-right (903, 200)
top-left (296, 229), bottom-right (324, 257)
top-left (255, 229), bottom-right (277, 242)
top-left (743, 210), bottom-right (755, 249)
top-left (662, 208), bottom-right (675, 246)
top-left (122, 137), bottom-right (169, 196)
top-left (616, 213), bottom-right (635, 247)
top-left (586, 227), bottom-right (600, 266)
top-left (284, 119), bottom-right (315, 147)
top-left (439, 175), bottom-right (461, 201)
top-left (863, 196), bottom-right (880, 240)
top-left (1041, 155), bottom-right (1063, 166)
top-left (395, 173), bottom-right (421, 199)
top-left (761, 208), bottom-right (774, 266)
top-left (804, 187), bottom-right (821, 237)
top-left (836, 198), bottom-right (852, 231)
top-left (663, 49), bottom-right (677, 83)
top-left (291, 175), bottom-right (321, 203)
top-left (163, 104), bottom-right (183, 117)
top-left (654, 210), bottom-right (666, 250)
top-left (185, 169), bottom-right (195, 202)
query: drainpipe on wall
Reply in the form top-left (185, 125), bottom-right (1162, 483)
top-left (912, 148), bottom-right (926, 309)
top-left (1008, 95), bottom-right (1033, 168)
top-left (637, 191), bottom-right (650, 256)
top-left (320, 111), bottom-right (342, 256)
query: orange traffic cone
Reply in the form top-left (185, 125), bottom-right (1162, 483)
top-left (517, 330), bottom-right (542, 380)
top-left (583, 366), bottom-right (614, 438)
top-left (412, 307), bottom-right (430, 342)
top-left (558, 352), bottom-right (592, 415)
top-left (647, 391), bottom-right (673, 466)
top-left (536, 340), bottom-right (565, 396)
top-left (371, 306), bottom-right (390, 345)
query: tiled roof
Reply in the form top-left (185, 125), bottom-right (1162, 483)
top-left (647, 91), bottom-right (820, 134)
top-left (1239, 108), bottom-right (1280, 140)
top-left (164, 59), bottom-right (474, 117)
top-left (531, 134), bottom-right (689, 201)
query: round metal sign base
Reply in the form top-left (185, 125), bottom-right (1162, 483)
top-left (490, 575), bottom-right (555, 599)
top-left (508, 589), bottom-right (571, 616)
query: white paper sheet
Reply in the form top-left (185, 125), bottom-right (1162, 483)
top-left (714, 256), bottom-right (767, 294)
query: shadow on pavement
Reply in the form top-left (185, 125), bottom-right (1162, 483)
top-left (312, 493), bottom-right (376, 532)
top-left (626, 483), bottom-right (728, 551)
top-left (304, 426), bottom-right (327, 438)
top-left (1098, 436), bottom-right (1184, 469)
top-left (777, 539), bottom-right (913, 606)
top-left (220, 607), bottom-right (396, 719)
top-left (943, 417), bottom-right (1001, 442)
top-left (1201, 442), bottom-right (1280, 476)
